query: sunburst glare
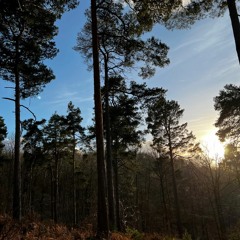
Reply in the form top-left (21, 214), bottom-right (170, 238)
top-left (200, 129), bottom-right (225, 160)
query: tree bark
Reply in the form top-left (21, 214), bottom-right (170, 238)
top-left (227, 0), bottom-right (240, 64)
top-left (91, 0), bottom-right (109, 237)
top-left (159, 169), bottom-right (170, 233)
top-left (168, 134), bottom-right (183, 238)
top-left (72, 137), bottom-right (77, 225)
top-left (113, 156), bottom-right (121, 231)
top-left (104, 56), bottom-right (116, 231)
top-left (13, 37), bottom-right (21, 220)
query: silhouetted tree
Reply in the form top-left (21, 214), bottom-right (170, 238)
top-left (43, 113), bottom-right (71, 222)
top-left (214, 84), bottom-right (240, 143)
top-left (22, 119), bottom-right (46, 213)
top-left (146, 97), bottom-right (197, 238)
top-left (90, 0), bottom-right (109, 237)
top-left (75, 1), bottom-right (169, 229)
top-left (0, 0), bottom-right (78, 220)
top-left (66, 101), bottom-right (85, 225)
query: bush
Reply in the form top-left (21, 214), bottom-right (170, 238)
top-left (126, 227), bottom-right (143, 240)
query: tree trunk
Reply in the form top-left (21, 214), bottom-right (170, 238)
top-left (53, 151), bottom-right (59, 223)
top-left (104, 56), bottom-right (116, 231)
top-left (209, 166), bottom-right (226, 240)
top-left (227, 0), bottom-right (240, 64)
top-left (13, 37), bottom-right (21, 220)
top-left (168, 136), bottom-right (183, 238)
top-left (160, 174), bottom-right (170, 233)
top-left (91, 0), bottom-right (109, 237)
top-left (72, 136), bottom-right (77, 225)
top-left (113, 156), bottom-right (121, 231)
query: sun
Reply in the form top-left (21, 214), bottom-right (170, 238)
top-left (200, 129), bottom-right (225, 159)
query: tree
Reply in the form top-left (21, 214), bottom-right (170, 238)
top-left (75, 1), bottom-right (169, 230)
top-left (0, 116), bottom-right (7, 155)
top-left (198, 151), bottom-right (228, 240)
top-left (66, 101), bottom-right (85, 225)
top-left (0, 0), bottom-right (78, 220)
top-left (90, 0), bottom-right (109, 236)
top-left (21, 118), bottom-right (46, 214)
top-left (129, 0), bottom-right (240, 64)
top-left (105, 76), bottom-right (166, 229)
top-left (146, 97), bottom-right (197, 238)
top-left (43, 112), bottom-right (72, 223)
top-left (108, 78), bottom-right (142, 230)
top-left (214, 84), bottom-right (240, 144)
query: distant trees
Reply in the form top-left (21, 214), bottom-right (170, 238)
top-left (22, 102), bottom-right (85, 223)
top-left (0, 95), bottom-right (240, 239)
top-left (66, 101), bottom-right (85, 225)
top-left (146, 97), bottom-right (197, 238)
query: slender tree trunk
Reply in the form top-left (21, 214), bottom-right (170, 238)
top-left (209, 166), bottom-right (226, 240)
top-left (113, 156), bottom-right (121, 231)
top-left (160, 175), bottom-right (170, 233)
top-left (227, 0), bottom-right (240, 64)
top-left (104, 57), bottom-right (116, 230)
top-left (53, 153), bottom-right (59, 223)
top-left (91, 0), bottom-right (109, 237)
top-left (168, 136), bottom-right (183, 238)
top-left (50, 166), bottom-right (54, 220)
top-left (72, 136), bottom-right (77, 225)
top-left (13, 37), bottom-right (21, 220)
top-left (28, 160), bottom-right (34, 213)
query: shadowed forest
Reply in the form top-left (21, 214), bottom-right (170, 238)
top-left (0, 0), bottom-right (240, 239)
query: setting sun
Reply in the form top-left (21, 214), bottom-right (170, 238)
top-left (200, 129), bottom-right (225, 159)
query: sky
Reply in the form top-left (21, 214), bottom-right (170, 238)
top-left (0, 2), bottom-right (239, 147)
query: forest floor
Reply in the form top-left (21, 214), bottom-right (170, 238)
top-left (0, 215), bottom-right (181, 240)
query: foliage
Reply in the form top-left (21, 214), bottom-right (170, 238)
top-left (0, 116), bottom-right (7, 154)
top-left (129, 0), bottom-right (231, 30)
top-left (146, 97), bottom-right (197, 157)
top-left (214, 84), bottom-right (240, 143)
top-left (75, 0), bottom-right (169, 79)
top-left (126, 227), bottom-right (144, 240)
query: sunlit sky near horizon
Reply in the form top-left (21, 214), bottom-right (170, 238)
top-left (0, 2), bottom-right (239, 151)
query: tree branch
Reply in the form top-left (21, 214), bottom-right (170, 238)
top-left (2, 97), bottom-right (37, 120)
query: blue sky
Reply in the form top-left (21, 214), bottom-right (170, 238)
top-left (0, 2), bottom-right (239, 143)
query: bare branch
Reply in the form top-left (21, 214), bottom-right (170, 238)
top-left (2, 97), bottom-right (36, 120)
top-left (5, 87), bottom-right (15, 89)
top-left (20, 105), bottom-right (36, 121)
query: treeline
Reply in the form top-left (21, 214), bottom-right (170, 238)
top-left (1, 84), bottom-right (240, 240)
top-left (1, 0), bottom-right (240, 239)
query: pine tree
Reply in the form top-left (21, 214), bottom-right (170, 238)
top-left (66, 101), bottom-right (85, 225)
top-left (0, 0), bottom-right (78, 220)
top-left (146, 97), bottom-right (196, 238)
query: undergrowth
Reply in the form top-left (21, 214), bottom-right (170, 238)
top-left (0, 215), bottom-right (187, 240)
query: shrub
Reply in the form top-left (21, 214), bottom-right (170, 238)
top-left (126, 227), bottom-right (143, 240)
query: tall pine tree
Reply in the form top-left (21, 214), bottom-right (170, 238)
top-left (0, 0), bottom-right (78, 220)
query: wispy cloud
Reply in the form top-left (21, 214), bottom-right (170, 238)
top-left (46, 96), bottom-right (93, 106)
